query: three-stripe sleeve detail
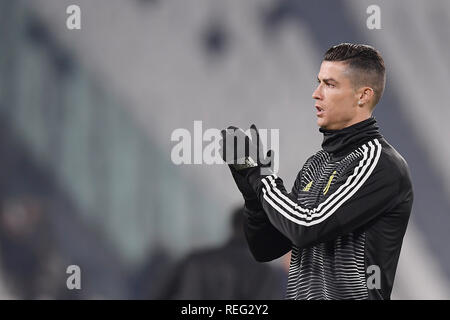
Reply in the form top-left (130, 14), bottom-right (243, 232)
top-left (261, 139), bottom-right (382, 226)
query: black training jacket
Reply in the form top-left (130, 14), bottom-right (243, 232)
top-left (244, 117), bottom-right (414, 300)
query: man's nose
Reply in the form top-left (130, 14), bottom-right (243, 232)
top-left (312, 85), bottom-right (322, 100)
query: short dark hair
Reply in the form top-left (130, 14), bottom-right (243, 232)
top-left (324, 43), bottom-right (386, 107)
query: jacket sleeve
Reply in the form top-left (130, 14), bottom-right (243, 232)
top-left (243, 203), bottom-right (292, 262)
top-left (251, 141), bottom-right (404, 249)
top-left (242, 157), bottom-right (314, 261)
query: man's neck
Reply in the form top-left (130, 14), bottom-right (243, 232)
top-left (326, 113), bottom-right (372, 131)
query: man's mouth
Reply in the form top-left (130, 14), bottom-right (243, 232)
top-left (316, 105), bottom-right (325, 116)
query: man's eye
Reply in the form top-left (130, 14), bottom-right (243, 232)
top-left (327, 83), bottom-right (335, 88)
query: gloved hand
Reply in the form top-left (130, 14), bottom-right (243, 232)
top-left (219, 124), bottom-right (274, 208)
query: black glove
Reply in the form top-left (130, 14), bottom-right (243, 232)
top-left (219, 124), bottom-right (274, 209)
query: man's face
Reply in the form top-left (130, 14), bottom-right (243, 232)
top-left (312, 61), bottom-right (360, 130)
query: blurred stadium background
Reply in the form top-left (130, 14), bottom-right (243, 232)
top-left (0, 0), bottom-right (449, 299)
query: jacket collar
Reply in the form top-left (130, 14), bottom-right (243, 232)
top-left (319, 116), bottom-right (383, 156)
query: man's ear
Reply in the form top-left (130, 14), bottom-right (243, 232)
top-left (357, 87), bottom-right (375, 106)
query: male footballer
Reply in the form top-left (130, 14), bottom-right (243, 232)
top-left (220, 43), bottom-right (414, 300)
